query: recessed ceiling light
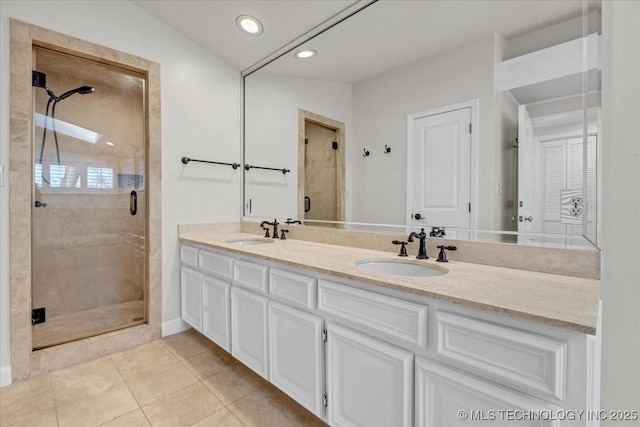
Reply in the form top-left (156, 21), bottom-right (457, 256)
top-left (294, 49), bottom-right (317, 59)
top-left (106, 141), bottom-right (114, 146)
top-left (236, 15), bottom-right (263, 36)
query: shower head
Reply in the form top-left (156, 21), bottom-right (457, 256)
top-left (46, 85), bottom-right (95, 102)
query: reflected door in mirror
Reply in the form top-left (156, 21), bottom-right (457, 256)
top-left (304, 120), bottom-right (338, 223)
top-left (408, 106), bottom-right (472, 228)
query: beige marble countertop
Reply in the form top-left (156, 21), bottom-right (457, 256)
top-left (180, 231), bottom-right (600, 335)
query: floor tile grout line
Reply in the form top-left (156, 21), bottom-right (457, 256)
top-left (107, 355), bottom-right (150, 426)
top-left (51, 372), bottom-right (61, 427)
top-left (10, 331), bottom-right (322, 427)
top-left (4, 374), bottom-right (58, 427)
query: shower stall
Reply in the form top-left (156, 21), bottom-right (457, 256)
top-left (31, 47), bottom-right (147, 350)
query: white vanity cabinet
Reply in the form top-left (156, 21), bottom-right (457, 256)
top-left (327, 323), bottom-right (414, 427)
top-left (179, 243), bottom-right (599, 427)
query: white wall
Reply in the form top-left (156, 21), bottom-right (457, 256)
top-left (0, 0), bottom-right (241, 373)
top-left (351, 35), bottom-right (501, 228)
top-left (244, 73), bottom-right (352, 220)
top-left (600, 1), bottom-right (640, 421)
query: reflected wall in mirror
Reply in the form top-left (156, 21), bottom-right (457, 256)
top-left (244, 0), bottom-right (601, 247)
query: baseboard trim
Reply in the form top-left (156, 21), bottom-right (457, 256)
top-left (162, 318), bottom-right (191, 337)
top-left (1, 365), bottom-right (12, 388)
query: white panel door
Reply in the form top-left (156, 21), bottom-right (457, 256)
top-left (268, 301), bottom-right (324, 417)
top-left (409, 107), bottom-right (472, 228)
top-left (202, 275), bottom-right (231, 351)
top-left (231, 286), bottom-right (269, 379)
top-left (327, 324), bottom-right (413, 427)
top-left (415, 358), bottom-right (562, 427)
top-left (181, 267), bottom-right (202, 332)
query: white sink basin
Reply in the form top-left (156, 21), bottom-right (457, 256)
top-left (225, 238), bottom-right (275, 245)
top-left (355, 259), bottom-right (446, 277)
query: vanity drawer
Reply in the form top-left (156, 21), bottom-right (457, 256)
top-left (180, 245), bottom-right (199, 268)
top-left (270, 268), bottom-right (317, 309)
top-left (234, 260), bottom-right (269, 293)
top-left (318, 280), bottom-right (428, 349)
top-left (434, 310), bottom-right (567, 402)
top-left (199, 249), bottom-right (234, 279)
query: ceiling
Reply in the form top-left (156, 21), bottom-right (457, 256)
top-left (132, 0), bottom-right (596, 83)
top-left (131, 0), bottom-right (357, 71)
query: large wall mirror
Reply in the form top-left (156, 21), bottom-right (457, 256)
top-left (243, 0), bottom-right (601, 248)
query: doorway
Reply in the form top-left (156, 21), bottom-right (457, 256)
top-left (9, 20), bottom-right (161, 382)
top-left (298, 110), bottom-right (345, 223)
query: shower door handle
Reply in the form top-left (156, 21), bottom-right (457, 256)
top-left (130, 191), bottom-right (137, 216)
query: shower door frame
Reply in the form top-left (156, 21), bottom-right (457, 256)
top-left (8, 19), bottom-right (162, 382)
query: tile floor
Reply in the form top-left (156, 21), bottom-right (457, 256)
top-left (1, 329), bottom-right (327, 427)
top-left (32, 300), bottom-right (146, 350)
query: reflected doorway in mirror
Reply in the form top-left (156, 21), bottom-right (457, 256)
top-left (298, 109), bottom-right (346, 225)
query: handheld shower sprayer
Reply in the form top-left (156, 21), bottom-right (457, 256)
top-left (46, 85), bottom-right (95, 102)
top-left (38, 85), bottom-right (95, 184)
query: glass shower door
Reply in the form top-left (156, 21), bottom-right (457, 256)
top-left (31, 47), bottom-right (147, 350)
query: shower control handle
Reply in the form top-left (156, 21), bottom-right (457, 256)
top-left (130, 191), bottom-right (137, 216)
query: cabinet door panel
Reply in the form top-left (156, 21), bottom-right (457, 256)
top-left (269, 301), bottom-right (324, 417)
top-left (180, 245), bottom-right (198, 268)
top-left (231, 286), bottom-right (269, 378)
top-left (234, 260), bottom-right (269, 293)
top-left (199, 249), bottom-right (234, 279)
top-left (319, 280), bottom-right (428, 349)
top-left (181, 267), bottom-right (202, 332)
top-left (327, 324), bottom-right (413, 427)
top-left (435, 311), bottom-right (566, 402)
top-left (270, 268), bottom-right (317, 309)
top-left (415, 358), bottom-right (563, 427)
top-left (202, 275), bottom-right (231, 351)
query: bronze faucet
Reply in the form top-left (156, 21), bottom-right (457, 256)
top-left (407, 228), bottom-right (428, 259)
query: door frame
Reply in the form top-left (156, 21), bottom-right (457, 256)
top-left (8, 19), bottom-right (162, 383)
top-left (297, 109), bottom-right (346, 222)
top-left (405, 99), bottom-right (478, 229)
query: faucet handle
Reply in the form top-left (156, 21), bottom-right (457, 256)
top-left (392, 240), bottom-right (408, 257)
top-left (430, 226), bottom-right (446, 237)
top-left (436, 245), bottom-right (457, 262)
top-left (280, 229), bottom-right (289, 240)
top-left (262, 227), bottom-right (270, 238)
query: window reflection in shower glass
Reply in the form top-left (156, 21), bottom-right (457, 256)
top-left (87, 167), bottom-right (114, 189)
